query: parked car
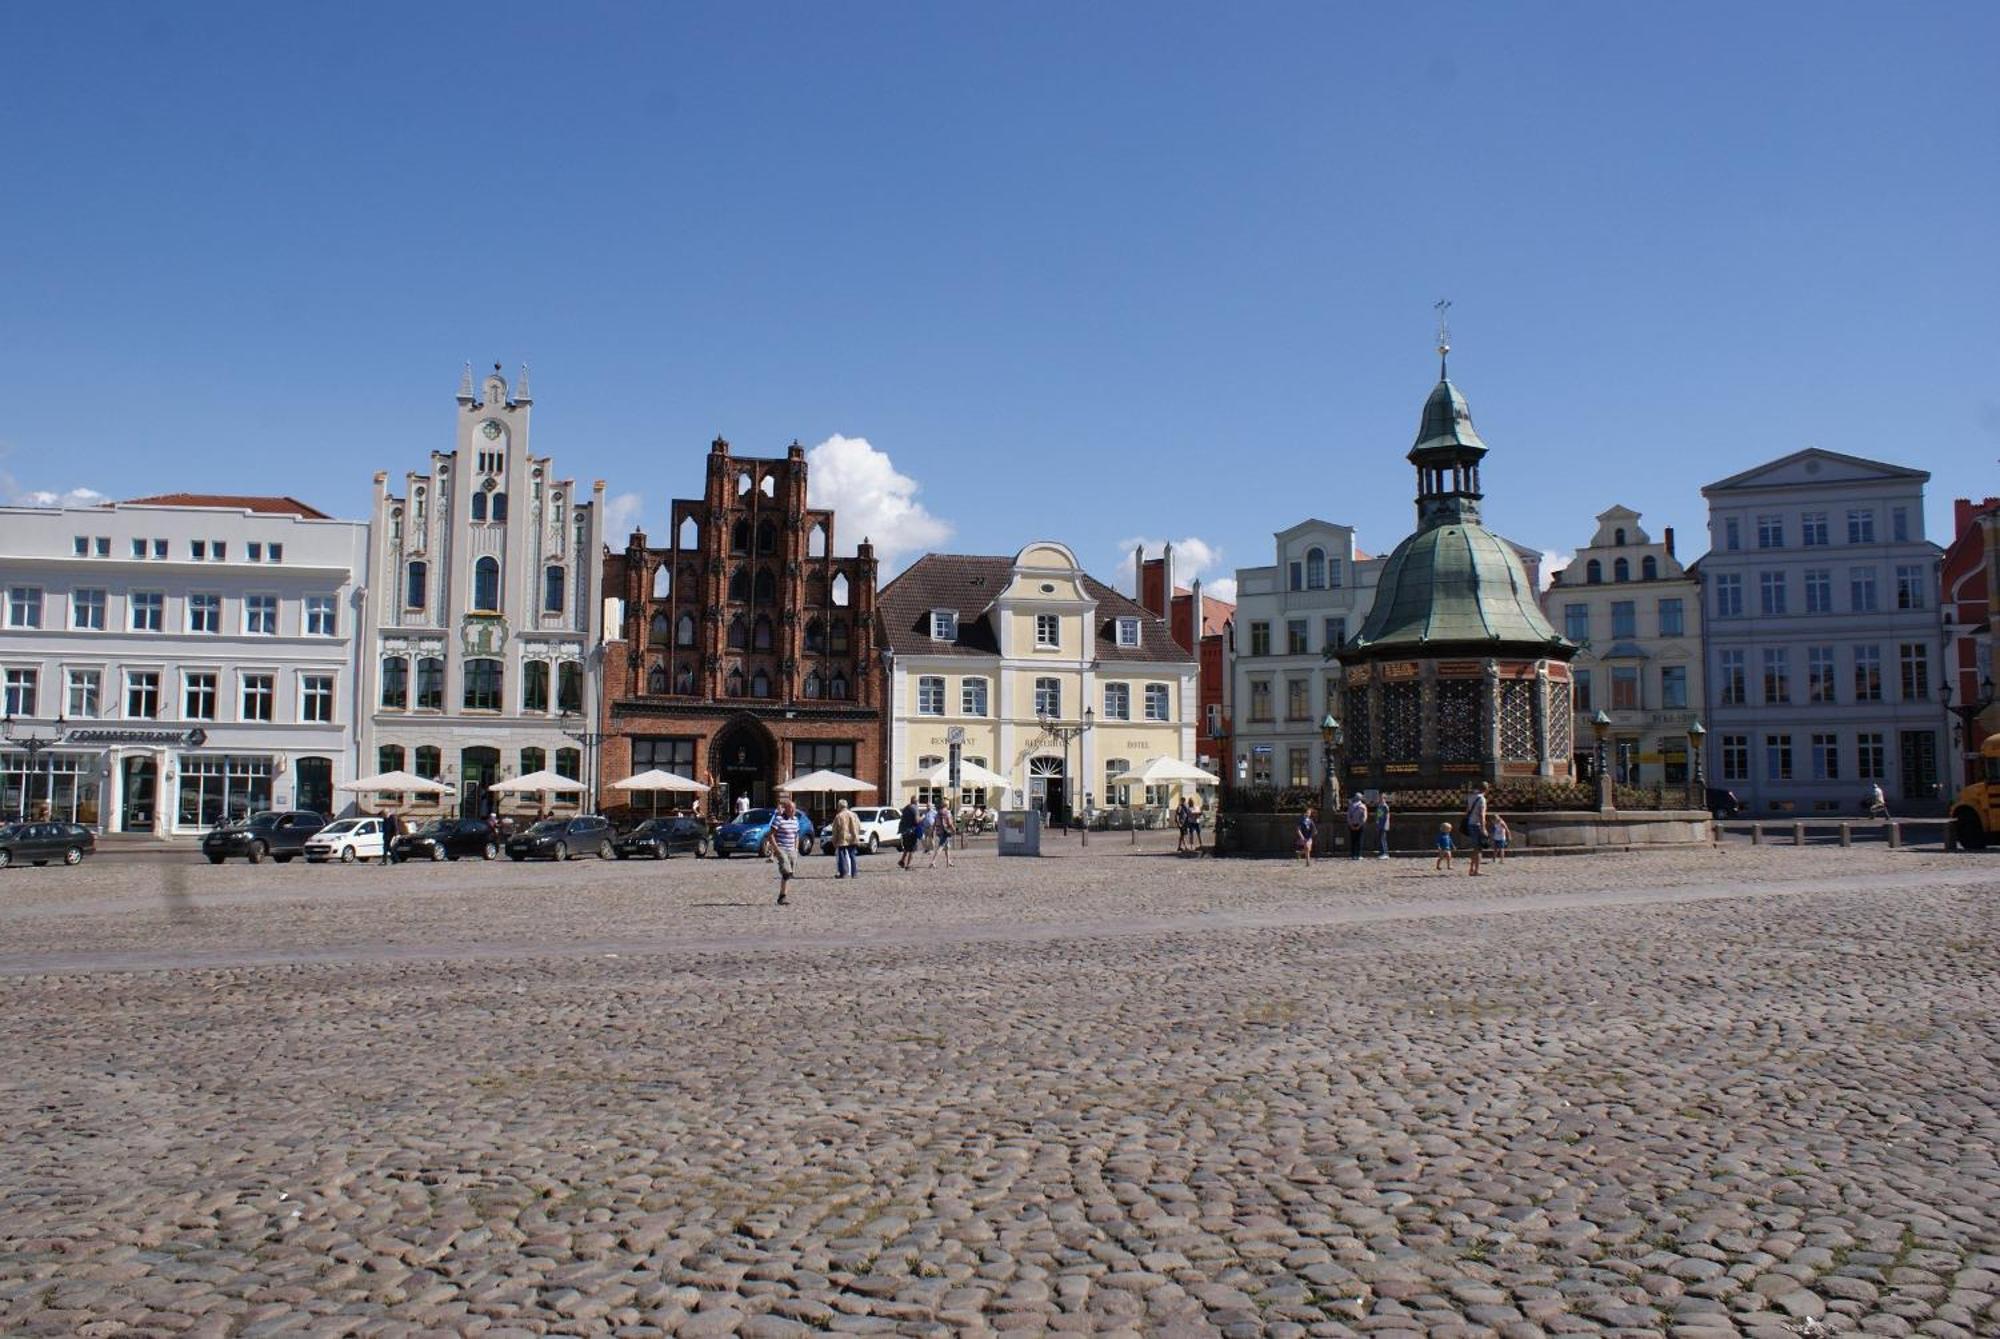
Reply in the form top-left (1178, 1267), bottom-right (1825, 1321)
top-left (1706, 787), bottom-right (1746, 820)
top-left (391, 817), bottom-right (500, 863)
top-left (0, 821), bottom-right (96, 868)
top-left (303, 817), bottom-right (388, 864)
top-left (613, 816), bottom-right (710, 860)
top-left (505, 815), bottom-right (614, 861)
top-left (203, 810), bottom-right (325, 864)
top-left (842, 805), bottom-right (904, 855)
top-left (712, 807), bottom-right (817, 857)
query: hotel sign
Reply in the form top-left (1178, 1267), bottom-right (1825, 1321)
top-left (62, 727), bottom-right (208, 748)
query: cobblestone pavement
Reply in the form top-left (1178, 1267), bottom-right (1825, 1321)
top-left (1, 842), bottom-right (1995, 1337)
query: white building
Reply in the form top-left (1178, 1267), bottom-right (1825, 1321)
top-left (0, 495), bottom-right (369, 833)
top-left (1697, 449), bottom-right (1946, 813)
top-left (1541, 506), bottom-right (1703, 788)
top-left (359, 365), bottom-right (605, 818)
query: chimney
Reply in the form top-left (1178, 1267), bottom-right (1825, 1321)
top-left (1134, 545), bottom-right (1145, 604)
top-left (1163, 542), bottom-right (1175, 606)
top-left (1663, 526), bottom-right (1675, 557)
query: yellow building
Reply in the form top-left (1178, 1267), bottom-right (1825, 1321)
top-left (879, 542), bottom-right (1199, 820)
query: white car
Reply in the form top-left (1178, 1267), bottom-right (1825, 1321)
top-left (303, 817), bottom-right (388, 864)
top-left (846, 806), bottom-right (906, 854)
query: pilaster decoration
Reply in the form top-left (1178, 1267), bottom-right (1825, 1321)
top-left (1533, 662), bottom-right (1554, 780)
top-left (704, 653), bottom-right (720, 670)
top-left (1483, 659), bottom-right (1503, 776)
top-left (381, 636), bottom-right (411, 655)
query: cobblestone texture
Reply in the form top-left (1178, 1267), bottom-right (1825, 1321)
top-left (0, 841), bottom-right (1995, 1336)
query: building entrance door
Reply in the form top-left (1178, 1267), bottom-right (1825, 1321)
top-left (461, 746), bottom-right (500, 818)
top-left (295, 756), bottom-right (333, 816)
top-left (1028, 755), bottom-right (1065, 822)
top-left (121, 756), bottom-right (157, 832)
top-left (714, 722), bottom-right (771, 812)
top-left (1898, 730), bottom-right (1938, 803)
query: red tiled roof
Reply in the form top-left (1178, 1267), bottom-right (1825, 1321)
top-left (1169, 586), bottom-right (1236, 639)
top-left (123, 494), bottom-right (330, 519)
top-left (880, 554), bottom-right (1192, 663)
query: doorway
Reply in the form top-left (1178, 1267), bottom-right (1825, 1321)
top-left (295, 756), bottom-right (333, 816)
top-left (1898, 730), bottom-right (1938, 803)
top-left (121, 756), bottom-right (157, 832)
top-left (1028, 755), bottom-right (1066, 823)
top-left (713, 720), bottom-right (772, 812)
top-left (461, 746), bottom-right (500, 818)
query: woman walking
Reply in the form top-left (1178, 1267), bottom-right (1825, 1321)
top-left (1372, 793), bottom-right (1392, 859)
top-left (927, 800), bottom-right (957, 869)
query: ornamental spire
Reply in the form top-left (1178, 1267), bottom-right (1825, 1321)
top-left (457, 361), bottom-right (474, 403)
top-left (1434, 298), bottom-right (1452, 379)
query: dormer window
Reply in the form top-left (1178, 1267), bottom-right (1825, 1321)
top-left (1115, 617), bottom-right (1140, 648)
top-left (930, 609), bottom-right (958, 641)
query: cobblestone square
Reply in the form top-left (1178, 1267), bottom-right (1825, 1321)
top-left (1, 841), bottom-right (1995, 1337)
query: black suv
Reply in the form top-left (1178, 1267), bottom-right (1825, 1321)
top-left (390, 817), bottom-right (501, 863)
top-left (613, 816), bottom-right (710, 860)
top-left (203, 810), bottom-right (325, 864)
top-left (0, 822), bottom-right (96, 868)
top-left (1706, 787), bottom-right (1746, 820)
top-left (505, 815), bottom-right (614, 861)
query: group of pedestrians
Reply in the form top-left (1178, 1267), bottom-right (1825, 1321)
top-left (894, 794), bottom-right (958, 870)
top-left (1295, 781), bottom-right (1510, 875)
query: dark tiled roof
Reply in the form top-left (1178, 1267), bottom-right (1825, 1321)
top-left (880, 554), bottom-right (1193, 664)
top-left (124, 494), bottom-right (330, 519)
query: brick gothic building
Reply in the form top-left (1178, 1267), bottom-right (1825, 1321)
top-left (598, 438), bottom-right (883, 818)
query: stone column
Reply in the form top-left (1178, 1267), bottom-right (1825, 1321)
top-left (1482, 659), bottom-right (1502, 783)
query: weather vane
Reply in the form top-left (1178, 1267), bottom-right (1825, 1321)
top-left (1434, 298), bottom-right (1452, 375)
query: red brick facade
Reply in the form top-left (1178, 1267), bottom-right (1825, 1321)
top-left (598, 438), bottom-right (884, 822)
top-left (1137, 552), bottom-right (1233, 776)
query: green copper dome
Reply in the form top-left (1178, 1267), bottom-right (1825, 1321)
top-left (1412, 378), bottom-right (1486, 454)
top-left (1350, 522), bottom-right (1565, 651)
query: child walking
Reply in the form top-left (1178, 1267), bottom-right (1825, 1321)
top-left (1434, 821), bottom-right (1455, 872)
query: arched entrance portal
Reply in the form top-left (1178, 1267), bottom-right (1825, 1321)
top-left (711, 718), bottom-right (776, 814)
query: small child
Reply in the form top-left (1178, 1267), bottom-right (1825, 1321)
top-left (1490, 813), bottom-right (1510, 861)
top-left (1434, 821), bottom-right (1455, 871)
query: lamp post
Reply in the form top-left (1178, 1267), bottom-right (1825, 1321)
top-left (1591, 708), bottom-right (1613, 812)
top-left (2, 713), bottom-right (68, 822)
top-left (1319, 712), bottom-right (1343, 840)
top-left (1036, 706), bottom-right (1093, 843)
top-left (1685, 719), bottom-right (1706, 811)
top-left (1942, 676), bottom-right (1996, 788)
top-left (560, 709), bottom-right (610, 815)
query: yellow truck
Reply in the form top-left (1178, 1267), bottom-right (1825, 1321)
top-left (1950, 733), bottom-right (2000, 849)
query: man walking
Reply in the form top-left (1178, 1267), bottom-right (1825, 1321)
top-left (1463, 781), bottom-right (1489, 877)
top-left (762, 793), bottom-right (802, 904)
top-left (897, 794), bottom-right (921, 870)
top-left (1372, 793), bottom-right (1392, 859)
top-left (830, 798), bottom-right (862, 879)
top-left (1346, 793), bottom-right (1368, 860)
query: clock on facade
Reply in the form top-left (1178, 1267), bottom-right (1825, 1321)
top-left (481, 420), bottom-right (502, 439)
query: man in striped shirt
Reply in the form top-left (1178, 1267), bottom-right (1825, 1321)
top-left (763, 794), bottom-right (801, 905)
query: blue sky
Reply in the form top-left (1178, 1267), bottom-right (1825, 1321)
top-left (3, 3), bottom-right (1994, 595)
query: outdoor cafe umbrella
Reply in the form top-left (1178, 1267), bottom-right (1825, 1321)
top-left (777, 769), bottom-right (878, 793)
top-left (915, 758), bottom-right (1013, 793)
top-left (1107, 757), bottom-right (1222, 790)
top-left (607, 768), bottom-right (710, 819)
top-left (487, 769), bottom-right (586, 798)
top-left (335, 770), bottom-right (452, 796)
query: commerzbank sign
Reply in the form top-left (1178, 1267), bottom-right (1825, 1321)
top-left (60, 727), bottom-right (209, 748)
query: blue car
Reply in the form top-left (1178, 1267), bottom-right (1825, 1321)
top-left (712, 807), bottom-right (817, 857)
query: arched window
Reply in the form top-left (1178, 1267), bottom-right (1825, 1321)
top-left (474, 557), bottom-right (501, 611)
top-left (829, 618), bottom-right (850, 653)
top-left (728, 567), bottom-right (749, 602)
top-left (648, 664), bottom-right (668, 694)
top-left (1613, 557), bottom-right (1630, 582)
top-left (557, 661), bottom-right (582, 713)
top-left (649, 611), bottom-right (671, 645)
top-left (802, 672), bottom-right (823, 699)
top-left (677, 516), bottom-right (699, 549)
top-left (380, 656), bottom-right (408, 709)
top-left (675, 663), bottom-right (695, 694)
top-left (1614, 528), bottom-right (1627, 546)
top-left (754, 568), bottom-right (777, 603)
top-left (471, 492), bottom-right (487, 521)
top-left (736, 471), bottom-right (753, 497)
top-left (406, 560), bottom-right (428, 609)
top-left (544, 566), bottom-right (565, 614)
top-left (805, 618), bottom-right (826, 652)
top-left (555, 748), bottom-right (581, 781)
top-left (492, 493), bottom-right (508, 522)
top-left (731, 519), bottom-right (750, 554)
top-left (759, 474), bottom-right (775, 498)
top-left (521, 746), bottom-right (546, 775)
top-left (829, 673), bottom-right (849, 700)
top-left (809, 523), bottom-right (828, 558)
top-left (1585, 559), bottom-right (1603, 584)
top-left (676, 612), bottom-right (696, 646)
top-left (523, 660), bottom-right (550, 712)
top-left (377, 744), bottom-right (405, 774)
top-left (1641, 555), bottom-right (1659, 580)
top-left (753, 615), bottom-right (774, 650)
top-left (414, 745), bottom-right (441, 780)
top-left (727, 614), bottom-right (747, 649)
top-left (1305, 547), bottom-right (1326, 590)
top-left (652, 565), bottom-right (671, 598)
top-left (726, 668), bottom-right (746, 698)
top-left (756, 519), bottom-right (776, 554)
top-left (750, 669), bottom-right (771, 698)
top-left (831, 573), bottom-right (850, 606)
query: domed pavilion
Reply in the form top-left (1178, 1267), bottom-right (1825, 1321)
top-left (1336, 354), bottom-right (1578, 793)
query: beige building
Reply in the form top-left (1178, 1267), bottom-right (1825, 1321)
top-left (1541, 506), bottom-right (1703, 787)
top-left (878, 542), bottom-right (1198, 820)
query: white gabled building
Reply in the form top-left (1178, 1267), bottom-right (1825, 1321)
top-left (0, 495), bottom-right (369, 833)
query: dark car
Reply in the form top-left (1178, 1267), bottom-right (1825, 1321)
top-left (390, 817), bottom-right (501, 863)
top-left (1706, 787), bottom-right (1746, 820)
top-left (613, 816), bottom-right (710, 860)
top-left (0, 821), bottom-right (96, 868)
top-left (505, 815), bottom-right (614, 861)
top-left (202, 810), bottom-right (325, 864)
top-left (711, 807), bottom-right (817, 857)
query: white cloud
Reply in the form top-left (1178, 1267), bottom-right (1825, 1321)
top-left (1113, 535), bottom-right (1231, 599)
top-left (1205, 576), bottom-right (1239, 604)
top-left (1, 459), bottom-right (104, 510)
top-left (1538, 550), bottom-right (1573, 591)
top-left (805, 434), bottom-right (952, 570)
top-left (604, 491), bottom-right (644, 539)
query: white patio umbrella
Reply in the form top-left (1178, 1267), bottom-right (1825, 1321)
top-left (1107, 757), bottom-right (1222, 789)
top-left (778, 769), bottom-right (878, 793)
top-left (916, 759), bottom-right (1013, 793)
top-left (335, 770), bottom-right (452, 795)
top-left (608, 768), bottom-right (710, 818)
top-left (487, 769), bottom-right (586, 794)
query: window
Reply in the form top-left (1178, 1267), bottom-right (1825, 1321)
top-left (1250, 746), bottom-right (1273, 786)
top-left (1573, 668), bottom-right (1592, 712)
top-left (727, 614), bottom-right (748, 651)
top-left (414, 746), bottom-right (441, 780)
top-left (1286, 620), bottom-right (1308, 655)
top-left (1660, 664), bottom-right (1687, 709)
top-left (213, 542), bottom-right (226, 561)
top-left (183, 671), bottom-right (217, 720)
top-left (1613, 557), bottom-right (1630, 582)
top-left (1854, 646), bottom-right (1883, 702)
top-left (299, 674), bottom-right (334, 723)
top-left (1811, 733), bottom-right (1839, 781)
top-left (1758, 571), bottom-right (1787, 616)
top-left (1802, 512), bottom-right (1828, 547)
top-left (1610, 601), bottom-right (1636, 639)
top-left (750, 668), bottom-right (770, 698)
top-left (1717, 650), bottom-right (1745, 706)
top-left (406, 561), bottom-right (428, 610)
top-left (1034, 613), bottom-right (1059, 649)
top-left (829, 619), bottom-right (850, 653)
top-left (916, 675), bottom-right (946, 715)
top-left (1713, 574), bottom-right (1742, 618)
top-left (1766, 733), bottom-right (1794, 782)
top-left (1105, 758), bottom-right (1132, 807)
top-left (1856, 732), bottom-right (1886, 780)
top-left (1103, 682), bottom-right (1130, 719)
top-left (1724, 518), bottom-right (1740, 551)
top-left (470, 492), bottom-right (487, 522)
top-left (247, 543), bottom-right (262, 562)
top-left (1115, 617), bottom-right (1139, 648)
top-left (1756, 514), bottom-right (1784, 549)
top-left (828, 672), bottom-right (849, 700)
top-left (1849, 567), bottom-right (1878, 612)
top-left (380, 657), bottom-right (408, 708)
top-left (1898, 643), bottom-right (1929, 701)
top-left (1286, 677), bottom-right (1310, 720)
top-left (1891, 506), bottom-right (1909, 542)
top-left (676, 612), bottom-right (696, 647)
top-left (245, 594), bottom-right (277, 635)
top-left (1033, 677), bottom-right (1060, 716)
top-left (1323, 617), bottom-right (1347, 650)
top-left (8, 587), bottom-right (42, 628)
top-left (544, 566), bottom-right (566, 614)
top-left (188, 592), bottom-right (221, 634)
top-left (473, 557), bottom-right (501, 612)
top-left (415, 657), bottom-right (443, 710)
top-left (1288, 562), bottom-right (1303, 592)
top-left (268, 543), bottom-right (282, 564)
top-left (463, 658), bottom-right (503, 711)
top-left (1611, 666), bottom-right (1640, 711)
top-left (306, 595), bottom-right (336, 637)
top-left (1641, 555), bottom-right (1658, 581)
top-left (1248, 679), bottom-right (1272, 722)
top-left (1807, 647), bottom-right (1837, 704)
top-left (151, 539), bottom-right (167, 559)
top-left (1564, 604), bottom-right (1589, 642)
top-left (1762, 649), bottom-right (1790, 704)
top-left (3, 668), bottom-right (37, 716)
top-left (523, 661), bottom-right (550, 712)
top-left (73, 536), bottom-right (88, 557)
top-left (71, 589), bottom-right (105, 631)
top-left (931, 610), bottom-right (959, 641)
top-left (126, 671), bottom-right (159, 718)
top-left (1248, 622), bottom-right (1271, 657)
top-left (1803, 569), bottom-right (1832, 614)
top-left (649, 664), bottom-right (670, 694)
top-left (190, 540), bottom-right (205, 561)
top-left (633, 737), bottom-right (699, 779)
top-left (1586, 559), bottom-right (1602, 584)
top-left (67, 669), bottom-right (100, 718)
top-left (377, 745), bottom-right (406, 775)
top-left (1657, 598), bottom-right (1683, 637)
top-left (130, 591), bottom-right (163, 631)
top-left (94, 537), bottom-right (108, 557)
top-left (1145, 683), bottom-right (1170, 721)
top-left (1895, 564), bottom-right (1927, 610)
top-left (1720, 733), bottom-right (1749, 782)
top-left (961, 677), bottom-right (988, 717)
top-left (557, 661), bottom-right (582, 714)
top-left (752, 615), bottom-right (773, 651)
top-left (241, 673), bottom-right (274, 722)
top-left (725, 668), bottom-right (746, 699)
top-left (1327, 557), bottom-right (1344, 588)
top-left (1847, 509), bottom-right (1875, 544)
top-left (675, 663), bottom-right (695, 694)
top-left (1288, 747), bottom-right (1312, 789)
top-left (1305, 547), bottom-right (1326, 589)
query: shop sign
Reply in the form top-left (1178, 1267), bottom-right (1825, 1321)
top-left (62, 727), bottom-right (208, 748)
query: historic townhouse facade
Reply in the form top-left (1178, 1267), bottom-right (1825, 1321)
top-left (1541, 506), bottom-right (1703, 786)
top-left (0, 495), bottom-right (368, 833)
top-left (360, 365), bottom-right (604, 818)
top-left (1135, 544), bottom-right (1233, 776)
top-left (598, 437), bottom-right (882, 821)
top-left (1697, 449), bottom-right (1945, 813)
top-left (880, 543), bottom-right (1197, 820)
top-left (1941, 495), bottom-right (2000, 788)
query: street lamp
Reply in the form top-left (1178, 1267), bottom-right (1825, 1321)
top-left (1591, 708), bottom-right (1612, 811)
top-left (1942, 676), bottom-right (1996, 788)
top-left (1319, 712), bottom-right (1343, 827)
top-left (2, 713), bottom-right (68, 822)
top-left (1036, 706), bottom-right (1093, 842)
top-left (1685, 719), bottom-right (1706, 810)
top-left (559, 709), bottom-right (610, 815)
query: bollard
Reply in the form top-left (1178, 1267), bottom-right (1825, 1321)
top-left (1945, 821), bottom-right (1958, 853)
top-left (1792, 821), bottom-right (1804, 847)
top-left (1751, 823), bottom-right (1763, 846)
top-left (1888, 820), bottom-right (1901, 850)
top-left (1839, 822), bottom-right (1851, 848)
